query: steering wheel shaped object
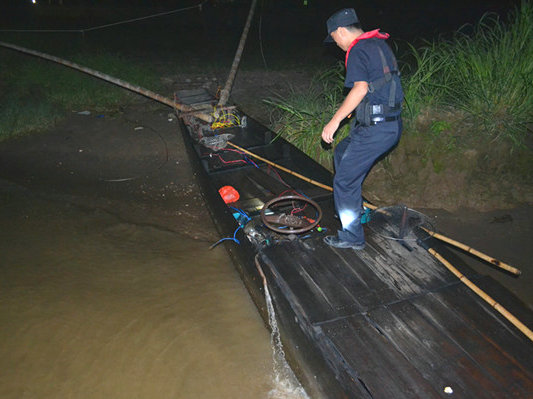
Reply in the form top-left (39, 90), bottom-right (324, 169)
top-left (260, 195), bottom-right (322, 234)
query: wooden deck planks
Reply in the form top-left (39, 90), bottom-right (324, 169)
top-left (261, 236), bottom-right (533, 398)
top-left (409, 287), bottom-right (533, 396)
top-left (423, 282), bottom-right (533, 380)
top-left (261, 233), bottom-right (464, 323)
top-left (368, 301), bottom-right (512, 398)
top-left (321, 314), bottom-right (442, 398)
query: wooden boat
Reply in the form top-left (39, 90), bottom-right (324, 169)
top-left (177, 88), bottom-right (533, 398)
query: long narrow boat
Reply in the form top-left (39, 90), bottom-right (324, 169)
top-left (177, 88), bottom-right (533, 398)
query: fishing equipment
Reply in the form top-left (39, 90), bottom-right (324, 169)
top-left (199, 134), bottom-right (236, 151)
top-left (367, 205), bottom-right (435, 243)
top-left (210, 107), bottom-right (243, 130)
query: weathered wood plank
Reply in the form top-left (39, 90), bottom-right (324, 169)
top-left (260, 250), bottom-right (336, 323)
top-left (362, 232), bottom-right (459, 295)
top-left (369, 301), bottom-right (511, 398)
top-left (416, 282), bottom-right (533, 389)
top-left (304, 239), bottom-right (400, 312)
top-left (261, 235), bottom-right (466, 322)
top-left (321, 314), bottom-right (442, 399)
top-left (414, 288), bottom-right (533, 397)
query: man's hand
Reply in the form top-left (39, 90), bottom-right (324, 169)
top-left (321, 81), bottom-right (368, 145)
top-left (322, 119), bottom-right (340, 144)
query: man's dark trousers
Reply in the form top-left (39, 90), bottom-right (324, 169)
top-left (333, 119), bottom-right (402, 244)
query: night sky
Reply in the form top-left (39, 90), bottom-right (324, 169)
top-left (0, 0), bottom-right (524, 67)
top-left (1, 0), bottom-right (522, 36)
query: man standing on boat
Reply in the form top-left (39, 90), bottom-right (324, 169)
top-left (322, 8), bottom-right (403, 250)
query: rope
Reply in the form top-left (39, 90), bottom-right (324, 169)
top-left (84, 2), bottom-right (207, 33)
top-left (0, 1), bottom-right (208, 34)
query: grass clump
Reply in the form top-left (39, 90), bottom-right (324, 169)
top-left (264, 64), bottom-right (349, 168)
top-left (0, 50), bottom-right (162, 141)
top-left (269, 1), bottom-right (532, 155)
top-left (403, 0), bottom-right (533, 145)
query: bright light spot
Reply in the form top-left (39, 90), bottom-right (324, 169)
top-left (444, 386), bottom-right (453, 394)
top-left (339, 209), bottom-right (357, 229)
top-left (32, 0), bottom-right (37, 4)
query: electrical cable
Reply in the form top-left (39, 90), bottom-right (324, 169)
top-left (0, 1), bottom-right (208, 34)
top-left (209, 225), bottom-right (242, 249)
top-left (100, 120), bottom-right (169, 182)
top-left (258, 0), bottom-right (268, 70)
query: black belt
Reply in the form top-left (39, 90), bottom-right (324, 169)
top-left (369, 116), bottom-right (399, 125)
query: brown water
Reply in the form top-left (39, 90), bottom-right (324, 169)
top-left (0, 185), bottom-right (307, 399)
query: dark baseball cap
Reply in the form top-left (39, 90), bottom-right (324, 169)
top-left (324, 8), bottom-right (359, 43)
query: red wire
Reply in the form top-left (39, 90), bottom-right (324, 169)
top-left (212, 153), bottom-right (247, 165)
top-left (268, 165), bottom-right (291, 187)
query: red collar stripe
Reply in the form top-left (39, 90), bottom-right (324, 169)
top-left (345, 29), bottom-right (390, 68)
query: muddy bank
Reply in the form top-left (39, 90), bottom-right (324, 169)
top-left (0, 102), bottom-right (216, 242)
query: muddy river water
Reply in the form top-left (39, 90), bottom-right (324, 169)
top-left (0, 183), bottom-right (308, 398)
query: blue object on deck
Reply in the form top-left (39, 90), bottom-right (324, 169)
top-left (361, 208), bottom-right (372, 224)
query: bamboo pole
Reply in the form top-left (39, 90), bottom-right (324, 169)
top-left (217, 0), bottom-right (258, 106)
top-left (421, 227), bottom-right (521, 275)
top-left (424, 245), bottom-right (533, 342)
top-left (226, 141), bottom-right (333, 192)
top-left (227, 141), bottom-right (382, 210)
top-left (0, 41), bottom-right (213, 123)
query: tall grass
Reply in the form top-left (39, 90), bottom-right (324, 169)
top-left (0, 50), bottom-right (162, 140)
top-left (403, 0), bottom-right (533, 145)
top-left (264, 64), bottom-right (349, 167)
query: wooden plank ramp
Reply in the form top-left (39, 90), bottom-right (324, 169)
top-left (257, 233), bottom-right (533, 398)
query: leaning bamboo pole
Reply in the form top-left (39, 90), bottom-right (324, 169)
top-left (0, 41), bottom-right (213, 123)
top-left (217, 0), bottom-right (258, 106)
top-left (423, 244), bottom-right (533, 342)
top-left (421, 227), bottom-right (521, 275)
top-left (226, 141), bottom-right (333, 192)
